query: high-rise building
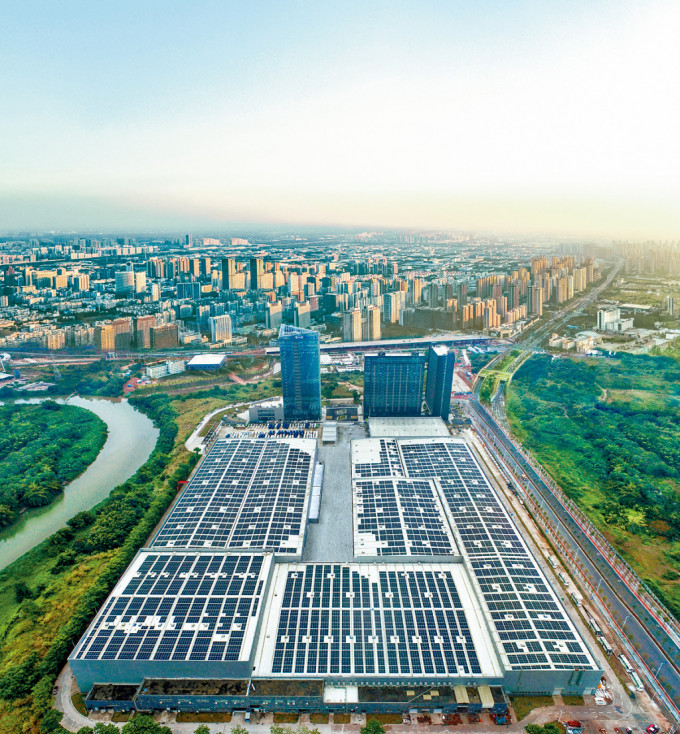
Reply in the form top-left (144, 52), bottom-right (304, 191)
top-left (134, 271), bottom-right (146, 294)
top-left (343, 308), bottom-right (362, 342)
top-left (94, 324), bottom-right (115, 352)
top-left (363, 351), bottom-right (425, 417)
top-left (221, 258), bottom-right (236, 290)
top-left (209, 314), bottom-right (232, 343)
top-left (135, 315), bottom-right (156, 349)
top-left (111, 318), bottom-right (133, 350)
top-left (279, 324), bottom-right (321, 421)
top-left (250, 258), bottom-right (264, 290)
top-left (177, 281), bottom-right (201, 300)
top-left (366, 304), bottom-right (381, 340)
top-left (266, 301), bottom-right (283, 329)
top-left (425, 345), bottom-right (455, 420)
top-left (294, 301), bottom-right (311, 328)
top-left (115, 268), bottom-right (135, 296)
top-left (530, 285), bottom-right (543, 316)
top-left (150, 323), bottom-right (179, 349)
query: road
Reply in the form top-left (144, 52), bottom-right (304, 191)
top-left (467, 397), bottom-right (680, 725)
top-left (469, 258), bottom-right (680, 725)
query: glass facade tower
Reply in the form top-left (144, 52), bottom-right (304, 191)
top-left (363, 351), bottom-right (425, 417)
top-left (278, 324), bottom-right (322, 421)
top-left (425, 345), bottom-right (455, 419)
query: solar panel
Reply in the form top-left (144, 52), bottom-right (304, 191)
top-left (257, 562), bottom-right (483, 678)
top-left (150, 438), bottom-right (316, 555)
top-left (73, 552), bottom-right (272, 664)
top-left (392, 438), bottom-right (598, 672)
top-left (353, 477), bottom-right (458, 557)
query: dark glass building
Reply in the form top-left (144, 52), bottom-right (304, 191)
top-left (363, 351), bottom-right (425, 417)
top-left (425, 344), bottom-right (455, 419)
top-left (279, 324), bottom-right (322, 421)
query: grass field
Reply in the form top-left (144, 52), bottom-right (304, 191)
top-left (510, 695), bottom-right (555, 720)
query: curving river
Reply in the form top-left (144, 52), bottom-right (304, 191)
top-left (0, 396), bottom-right (158, 570)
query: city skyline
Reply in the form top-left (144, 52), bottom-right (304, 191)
top-left (2, 1), bottom-right (680, 238)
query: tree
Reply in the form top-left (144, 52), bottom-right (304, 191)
top-left (232, 726), bottom-right (249, 734)
top-left (195, 726), bottom-right (211, 734)
top-left (14, 581), bottom-right (33, 603)
top-left (38, 710), bottom-right (65, 733)
top-left (122, 715), bottom-right (172, 734)
top-left (361, 719), bottom-right (385, 734)
top-left (76, 727), bottom-right (94, 734)
top-left (94, 724), bottom-right (122, 734)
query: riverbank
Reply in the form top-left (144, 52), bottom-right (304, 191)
top-left (0, 391), bottom-right (235, 734)
top-left (0, 397), bottom-right (158, 570)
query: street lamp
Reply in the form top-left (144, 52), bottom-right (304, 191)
top-left (621, 614), bottom-right (631, 631)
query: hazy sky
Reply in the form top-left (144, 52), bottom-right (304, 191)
top-left (1, 0), bottom-right (679, 237)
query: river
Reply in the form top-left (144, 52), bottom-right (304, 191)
top-left (0, 396), bottom-right (158, 570)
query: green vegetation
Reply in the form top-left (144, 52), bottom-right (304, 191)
top-left (0, 402), bottom-right (107, 530)
top-left (0, 360), bottom-right (134, 399)
top-left (273, 713), bottom-right (299, 723)
top-left (560, 694), bottom-right (584, 706)
top-left (270, 726), bottom-right (320, 734)
top-left (526, 723), bottom-right (564, 734)
top-left (0, 392), bottom-right (203, 734)
top-left (479, 374), bottom-right (500, 405)
top-left (468, 350), bottom-right (498, 374)
top-left (510, 696), bottom-right (555, 720)
top-left (507, 353), bottom-right (680, 617)
top-left (361, 719), bottom-right (387, 734)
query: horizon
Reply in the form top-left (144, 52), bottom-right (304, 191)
top-left (2, 1), bottom-right (680, 238)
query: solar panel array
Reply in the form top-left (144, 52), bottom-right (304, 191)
top-left (150, 438), bottom-right (315, 554)
top-left (264, 563), bottom-right (482, 677)
top-left (353, 478), bottom-right (458, 557)
top-left (394, 438), bottom-right (598, 672)
top-left (73, 553), bottom-right (270, 663)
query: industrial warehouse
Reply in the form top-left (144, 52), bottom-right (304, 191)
top-left (69, 424), bottom-right (602, 715)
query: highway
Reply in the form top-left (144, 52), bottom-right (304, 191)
top-left (468, 257), bottom-right (680, 725)
top-left (468, 398), bottom-right (680, 723)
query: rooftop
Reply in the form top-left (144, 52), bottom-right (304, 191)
top-left (368, 416), bottom-right (451, 438)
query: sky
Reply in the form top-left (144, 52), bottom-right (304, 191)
top-left (1, 0), bottom-right (679, 237)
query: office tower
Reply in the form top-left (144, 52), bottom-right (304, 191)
top-left (94, 324), bottom-right (115, 351)
top-left (278, 324), bottom-right (322, 421)
top-left (266, 301), bottom-right (283, 329)
top-left (115, 269), bottom-right (135, 296)
top-left (150, 323), bottom-right (179, 349)
top-left (425, 345), bottom-right (455, 420)
top-left (209, 314), bottom-right (232, 343)
top-left (250, 257), bottom-right (264, 290)
top-left (294, 301), bottom-right (311, 328)
top-left (343, 308), bottom-right (362, 342)
top-left (185, 234), bottom-right (193, 247)
top-left (135, 315), bottom-right (156, 349)
top-left (363, 351), bottom-right (425, 417)
top-left (366, 304), bottom-right (381, 340)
